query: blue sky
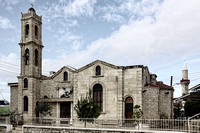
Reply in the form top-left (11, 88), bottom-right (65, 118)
top-left (0, 0), bottom-right (200, 101)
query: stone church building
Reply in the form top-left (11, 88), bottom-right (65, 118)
top-left (8, 8), bottom-right (173, 124)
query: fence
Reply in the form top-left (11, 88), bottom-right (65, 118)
top-left (22, 125), bottom-right (185, 133)
top-left (0, 116), bottom-right (10, 124)
top-left (20, 117), bottom-right (200, 132)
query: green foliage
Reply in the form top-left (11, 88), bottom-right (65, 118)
top-left (132, 105), bottom-right (143, 119)
top-left (132, 105), bottom-right (143, 126)
top-left (35, 102), bottom-right (52, 117)
top-left (0, 107), bottom-right (10, 116)
top-left (174, 103), bottom-right (182, 119)
top-left (74, 89), bottom-right (101, 122)
top-left (184, 100), bottom-right (200, 117)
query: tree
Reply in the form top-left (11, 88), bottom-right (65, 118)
top-left (184, 100), bottom-right (200, 117)
top-left (10, 109), bottom-right (23, 125)
top-left (174, 103), bottom-right (182, 119)
top-left (35, 101), bottom-right (52, 117)
top-left (132, 105), bottom-right (143, 128)
top-left (74, 89), bottom-right (101, 127)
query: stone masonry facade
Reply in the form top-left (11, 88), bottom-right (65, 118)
top-left (8, 7), bottom-right (174, 125)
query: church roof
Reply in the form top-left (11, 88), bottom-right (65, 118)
top-left (8, 82), bottom-right (18, 87)
top-left (77, 60), bottom-right (121, 72)
top-left (145, 82), bottom-right (173, 90)
top-left (44, 65), bottom-right (76, 79)
top-left (77, 59), bottom-right (145, 72)
top-left (156, 81), bottom-right (173, 90)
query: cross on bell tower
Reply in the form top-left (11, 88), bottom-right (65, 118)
top-left (30, 3), bottom-right (34, 8)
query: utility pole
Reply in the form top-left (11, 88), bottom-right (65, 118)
top-left (170, 76), bottom-right (173, 86)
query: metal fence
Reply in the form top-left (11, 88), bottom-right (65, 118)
top-left (20, 117), bottom-right (200, 132)
top-left (0, 116), bottom-right (10, 124)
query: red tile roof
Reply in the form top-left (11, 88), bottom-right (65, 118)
top-left (145, 82), bottom-right (173, 90)
top-left (156, 81), bottom-right (173, 90)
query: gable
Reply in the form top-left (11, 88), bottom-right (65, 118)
top-left (42, 66), bottom-right (76, 80)
top-left (77, 60), bottom-right (122, 73)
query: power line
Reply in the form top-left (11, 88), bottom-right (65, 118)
top-left (0, 68), bottom-right (19, 75)
top-left (0, 60), bottom-right (51, 73)
top-left (0, 60), bottom-right (20, 67)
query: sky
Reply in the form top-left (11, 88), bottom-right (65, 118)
top-left (0, 0), bottom-right (200, 102)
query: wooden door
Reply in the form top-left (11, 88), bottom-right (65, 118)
top-left (125, 97), bottom-right (133, 119)
top-left (60, 102), bottom-right (71, 118)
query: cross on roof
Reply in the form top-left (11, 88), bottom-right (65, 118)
top-left (31, 3), bottom-right (34, 8)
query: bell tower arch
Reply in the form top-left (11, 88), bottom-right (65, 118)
top-left (18, 7), bottom-right (43, 118)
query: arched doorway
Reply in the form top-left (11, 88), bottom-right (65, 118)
top-left (125, 97), bottom-right (133, 119)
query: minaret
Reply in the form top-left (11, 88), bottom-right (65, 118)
top-left (17, 7), bottom-right (43, 118)
top-left (180, 63), bottom-right (190, 95)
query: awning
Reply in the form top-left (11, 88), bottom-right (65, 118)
top-left (181, 91), bottom-right (200, 101)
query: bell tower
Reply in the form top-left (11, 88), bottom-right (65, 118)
top-left (20, 7), bottom-right (43, 77)
top-left (18, 7), bottom-right (43, 118)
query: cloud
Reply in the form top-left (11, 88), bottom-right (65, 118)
top-left (42, 0), bottom-right (200, 71)
top-left (63, 0), bottom-right (96, 17)
top-left (103, 13), bottom-right (124, 23)
top-left (99, 0), bottom-right (159, 24)
top-left (28, 0), bottom-right (36, 4)
top-left (0, 16), bottom-right (15, 29)
top-left (38, 0), bottom-right (96, 22)
top-left (0, 0), bottom-right (22, 11)
top-left (58, 32), bottom-right (82, 42)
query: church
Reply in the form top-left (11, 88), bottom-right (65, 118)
top-left (8, 7), bottom-right (173, 125)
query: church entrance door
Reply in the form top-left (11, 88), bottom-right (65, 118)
top-left (125, 97), bottom-right (133, 121)
top-left (60, 102), bottom-right (71, 124)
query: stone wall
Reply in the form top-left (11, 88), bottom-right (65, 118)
top-left (10, 86), bottom-right (18, 113)
top-left (41, 67), bottom-right (74, 99)
top-left (22, 77), bottom-right (37, 118)
top-left (159, 90), bottom-right (173, 118)
top-left (0, 124), bottom-right (12, 132)
top-left (124, 68), bottom-right (143, 107)
top-left (74, 62), bottom-right (122, 119)
top-left (23, 125), bottom-right (142, 133)
top-left (0, 126), bottom-right (6, 132)
top-left (143, 86), bottom-right (159, 119)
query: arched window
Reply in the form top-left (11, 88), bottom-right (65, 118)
top-left (96, 65), bottom-right (101, 76)
top-left (64, 72), bottom-right (68, 81)
top-left (44, 95), bottom-right (48, 99)
top-left (24, 96), bottom-right (28, 111)
top-left (35, 25), bottom-right (38, 38)
top-left (93, 84), bottom-right (103, 111)
top-left (25, 49), bottom-right (29, 65)
top-left (125, 97), bottom-right (133, 119)
top-left (25, 24), bottom-right (29, 36)
top-left (34, 49), bottom-right (38, 66)
top-left (24, 78), bottom-right (28, 88)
